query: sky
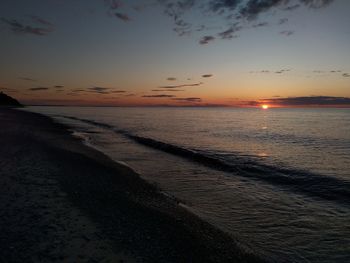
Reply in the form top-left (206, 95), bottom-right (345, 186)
top-left (0, 0), bottom-right (349, 107)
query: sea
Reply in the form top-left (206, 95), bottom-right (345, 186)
top-left (27, 106), bottom-right (350, 262)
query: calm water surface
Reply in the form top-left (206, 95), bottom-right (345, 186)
top-left (27, 106), bottom-right (350, 262)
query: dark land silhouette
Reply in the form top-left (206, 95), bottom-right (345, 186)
top-left (0, 92), bottom-right (22, 107)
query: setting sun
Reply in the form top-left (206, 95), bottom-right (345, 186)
top-left (261, 104), bottom-right (269, 109)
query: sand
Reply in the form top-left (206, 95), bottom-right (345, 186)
top-left (0, 108), bottom-right (265, 262)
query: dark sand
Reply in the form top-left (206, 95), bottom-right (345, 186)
top-left (0, 108), bottom-right (265, 262)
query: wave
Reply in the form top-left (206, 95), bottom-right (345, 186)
top-left (61, 115), bottom-right (350, 206)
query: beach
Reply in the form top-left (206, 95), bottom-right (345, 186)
top-left (0, 108), bottom-right (263, 263)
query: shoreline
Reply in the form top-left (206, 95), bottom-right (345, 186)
top-left (0, 108), bottom-right (265, 262)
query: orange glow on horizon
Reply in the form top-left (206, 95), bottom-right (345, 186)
top-left (261, 104), bottom-right (269, 109)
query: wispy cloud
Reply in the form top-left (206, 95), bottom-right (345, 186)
top-left (280, 30), bottom-right (294, 36)
top-left (278, 18), bottom-right (288, 25)
top-left (250, 69), bottom-right (290, 74)
top-left (72, 89), bottom-right (85, 92)
top-left (104, 0), bottom-right (123, 10)
top-left (199, 35), bottom-right (215, 44)
top-left (240, 0), bottom-right (287, 20)
top-left (252, 22), bottom-right (269, 28)
top-left (19, 77), bottom-right (37, 81)
top-left (155, 0), bottom-right (334, 44)
top-left (89, 87), bottom-right (109, 93)
top-left (152, 89), bottom-right (184, 92)
top-left (115, 13), bottom-right (131, 22)
top-left (104, 0), bottom-right (132, 22)
top-left (283, 4), bottom-right (300, 11)
top-left (217, 24), bottom-right (242, 39)
top-left (167, 77), bottom-right (177, 81)
top-left (343, 73), bottom-right (350, 77)
top-left (111, 90), bottom-right (126, 93)
top-left (87, 87), bottom-right (125, 94)
top-left (202, 74), bottom-right (213, 78)
top-left (1, 16), bottom-right (54, 36)
top-left (28, 16), bottom-right (53, 26)
top-left (29, 87), bottom-right (49, 91)
top-left (159, 82), bottom-right (203, 89)
top-left (98, 0), bottom-right (335, 45)
top-left (247, 96), bottom-right (350, 107)
top-left (172, 97), bottom-right (202, 102)
top-left (275, 69), bottom-right (291, 74)
top-left (142, 94), bottom-right (176, 98)
top-left (300, 0), bottom-right (334, 9)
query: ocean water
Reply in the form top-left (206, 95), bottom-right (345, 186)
top-left (27, 106), bottom-right (350, 262)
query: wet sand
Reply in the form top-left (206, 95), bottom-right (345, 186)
top-left (0, 108), bottom-right (265, 262)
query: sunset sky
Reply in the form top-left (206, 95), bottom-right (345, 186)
top-left (0, 0), bottom-right (349, 107)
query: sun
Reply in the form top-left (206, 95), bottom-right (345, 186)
top-left (261, 104), bottom-right (269, 109)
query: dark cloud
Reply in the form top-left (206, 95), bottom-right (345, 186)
top-left (104, 0), bottom-right (123, 10)
top-left (66, 92), bottom-right (79, 96)
top-left (330, 70), bottom-right (341, 73)
top-left (29, 16), bottom-right (53, 26)
top-left (1, 17), bottom-right (54, 36)
top-left (29, 87), bottom-right (49, 91)
top-left (217, 24), bottom-right (241, 39)
top-left (252, 22), bottom-right (269, 28)
top-left (160, 0), bottom-right (196, 26)
top-left (275, 69), bottom-right (290, 74)
top-left (89, 87), bottom-right (109, 92)
top-left (209, 0), bottom-right (241, 13)
top-left (104, 1), bottom-right (131, 22)
top-left (111, 90), bottom-right (126, 93)
top-left (54, 85), bottom-right (64, 88)
top-left (250, 69), bottom-right (290, 74)
top-left (240, 0), bottom-right (286, 20)
top-left (115, 13), bottom-right (131, 22)
top-left (72, 89), bottom-right (85, 92)
top-left (202, 74), bottom-right (213, 78)
top-left (260, 96), bottom-right (350, 106)
top-left (283, 4), bottom-right (300, 11)
top-left (343, 73), bottom-right (350, 78)
top-left (152, 89), bottom-right (184, 92)
top-left (199, 35), bottom-right (215, 44)
top-left (87, 87), bottom-right (126, 94)
top-left (240, 0), bottom-right (333, 19)
top-left (172, 97), bottom-right (202, 102)
top-left (167, 77), bottom-right (177, 81)
top-left (19, 77), bottom-right (37, 81)
top-left (173, 18), bottom-right (192, 36)
top-left (280, 30), bottom-right (294, 36)
top-left (159, 82), bottom-right (203, 89)
top-left (100, 0), bottom-right (335, 44)
top-left (300, 0), bottom-right (334, 9)
top-left (142, 94), bottom-right (176, 98)
top-left (278, 18), bottom-right (288, 25)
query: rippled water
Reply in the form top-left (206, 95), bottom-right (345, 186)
top-left (27, 106), bottom-right (350, 262)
